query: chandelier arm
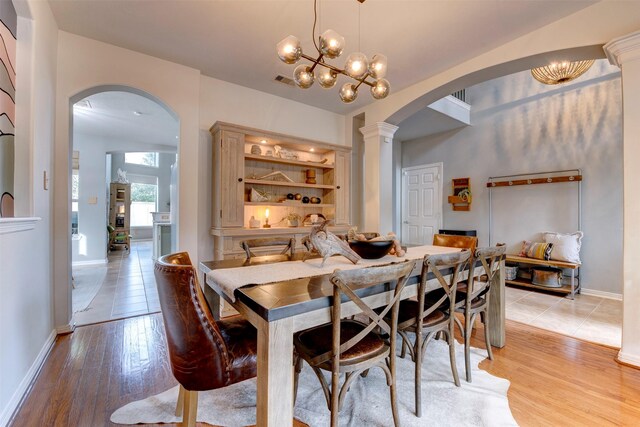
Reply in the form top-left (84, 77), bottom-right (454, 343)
top-left (299, 53), bottom-right (375, 88)
top-left (308, 53), bottom-right (324, 73)
top-left (354, 72), bottom-right (371, 90)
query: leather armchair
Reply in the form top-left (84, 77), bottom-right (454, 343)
top-left (154, 252), bottom-right (257, 427)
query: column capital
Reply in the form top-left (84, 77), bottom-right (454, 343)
top-left (604, 30), bottom-right (640, 67)
top-left (359, 122), bottom-right (399, 143)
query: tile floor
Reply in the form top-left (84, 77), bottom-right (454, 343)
top-left (505, 286), bottom-right (622, 348)
top-left (73, 240), bottom-right (161, 326)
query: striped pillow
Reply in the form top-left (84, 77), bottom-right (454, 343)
top-left (520, 241), bottom-right (553, 260)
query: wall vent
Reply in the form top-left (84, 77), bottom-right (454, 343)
top-left (75, 99), bottom-right (92, 109)
top-left (274, 75), bottom-right (295, 86)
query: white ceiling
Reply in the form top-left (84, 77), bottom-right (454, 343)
top-left (49, 0), bottom-right (596, 115)
top-left (73, 91), bottom-right (179, 148)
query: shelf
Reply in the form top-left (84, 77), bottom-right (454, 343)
top-left (244, 179), bottom-right (334, 189)
top-left (447, 195), bottom-right (470, 211)
top-left (505, 255), bottom-right (580, 269)
top-left (506, 278), bottom-right (577, 295)
top-left (487, 174), bottom-right (582, 188)
top-left (244, 154), bottom-right (334, 169)
top-left (245, 202), bottom-right (333, 207)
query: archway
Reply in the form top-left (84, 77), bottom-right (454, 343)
top-left (384, 45), bottom-right (605, 125)
top-left (383, 46), bottom-right (623, 348)
top-left (63, 85), bottom-right (180, 330)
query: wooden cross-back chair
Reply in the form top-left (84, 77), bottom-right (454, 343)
top-left (454, 244), bottom-right (506, 382)
top-left (293, 260), bottom-right (415, 427)
top-left (240, 237), bottom-right (295, 260)
top-left (395, 250), bottom-right (471, 417)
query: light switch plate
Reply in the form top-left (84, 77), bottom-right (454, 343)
top-left (88, 196), bottom-right (98, 204)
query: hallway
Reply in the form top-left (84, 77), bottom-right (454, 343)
top-left (73, 240), bottom-right (160, 326)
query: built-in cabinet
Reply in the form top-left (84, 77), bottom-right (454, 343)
top-left (210, 122), bottom-right (352, 260)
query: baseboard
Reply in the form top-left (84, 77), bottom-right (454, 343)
top-left (0, 330), bottom-right (56, 427)
top-left (580, 288), bottom-right (623, 301)
top-left (72, 258), bottom-right (107, 267)
top-left (55, 320), bottom-right (76, 335)
top-left (617, 350), bottom-right (640, 368)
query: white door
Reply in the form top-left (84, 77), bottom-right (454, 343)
top-left (402, 163), bottom-right (443, 245)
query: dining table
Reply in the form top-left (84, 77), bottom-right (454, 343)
top-left (199, 244), bottom-right (506, 427)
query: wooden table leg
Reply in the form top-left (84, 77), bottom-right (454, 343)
top-left (488, 259), bottom-right (506, 348)
top-left (256, 316), bottom-right (294, 427)
top-left (203, 280), bottom-right (221, 321)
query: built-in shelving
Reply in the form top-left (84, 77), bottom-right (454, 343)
top-left (244, 179), bottom-right (334, 189)
top-left (245, 202), bottom-right (333, 208)
top-left (244, 154), bottom-right (334, 169)
top-left (210, 121), bottom-right (351, 261)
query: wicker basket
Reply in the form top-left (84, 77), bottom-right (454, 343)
top-left (505, 265), bottom-right (518, 281)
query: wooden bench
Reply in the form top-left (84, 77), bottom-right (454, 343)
top-left (505, 255), bottom-right (581, 299)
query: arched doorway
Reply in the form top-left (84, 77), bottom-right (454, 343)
top-left (65, 85), bottom-right (180, 327)
top-left (387, 54), bottom-right (623, 348)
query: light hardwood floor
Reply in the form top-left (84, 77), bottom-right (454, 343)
top-left (9, 314), bottom-right (640, 426)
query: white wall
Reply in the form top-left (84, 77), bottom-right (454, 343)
top-left (55, 31), bottom-right (201, 329)
top-left (0, 0), bottom-right (58, 423)
top-left (401, 60), bottom-right (622, 294)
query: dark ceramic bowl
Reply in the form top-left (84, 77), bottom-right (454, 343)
top-left (348, 240), bottom-right (394, 259)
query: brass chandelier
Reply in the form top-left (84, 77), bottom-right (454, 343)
top-left (531, 60), bottom-right (595, 85)
top-left (276, 0), bottom-right (389, 103)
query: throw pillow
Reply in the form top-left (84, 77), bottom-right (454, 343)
top-left (542, 231), bottom-right (583, 264)
top-left (519, 240), bottom-right (553, 260)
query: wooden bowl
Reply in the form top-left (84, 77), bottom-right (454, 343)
top-left (348, 240), bottom-right (394, 259)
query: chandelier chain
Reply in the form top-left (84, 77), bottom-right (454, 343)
top-left (358, 3), bottom-right (361, 52)
top-left (312, 0), bottom-right (319, 53)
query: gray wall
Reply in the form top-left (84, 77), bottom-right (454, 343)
top-left (401, 60), bottom-right (623, 294)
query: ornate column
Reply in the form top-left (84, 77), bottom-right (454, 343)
top-left (604, 30), bottom-right (640, 367)
top-left (359, 122), bottom-right (399, 234)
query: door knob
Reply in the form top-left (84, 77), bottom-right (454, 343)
top-left (403, 221), bottom-right (409, 224)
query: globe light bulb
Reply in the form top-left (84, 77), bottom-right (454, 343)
top-left (368, 54), bottom-right (388, 79)
top-left (371, 78), bottom-right (390, 100)
top-left (277, 35), bottom-right (302, 64)
top-left (318, 68), bottom-right (338, 88)
top-left (339, 83), bottom-right (358, 103)
top-left (293, 64), bottom-right (315, 89)
top-left (319, 29), bottom-right (345, 59)
top-left (345, 52), bottom-right (368, 79)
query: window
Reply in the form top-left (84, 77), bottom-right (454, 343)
top-left (129, 174), bottom-right (157, 227)
top-left (125, 152), bottom-right (158, 167)
top-left (71, 151), bottom-right (79, 235)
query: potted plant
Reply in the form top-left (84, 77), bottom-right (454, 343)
top-left (286, 212), bottom-right (302, 227)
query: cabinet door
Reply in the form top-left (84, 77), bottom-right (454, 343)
top-left (220, 131), bottom-right (245, 227)
top-left (334, 150), bottom-right (351, 225)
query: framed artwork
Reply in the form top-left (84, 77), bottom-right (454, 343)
top-left (0, 0), bottom-right (16, 217)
